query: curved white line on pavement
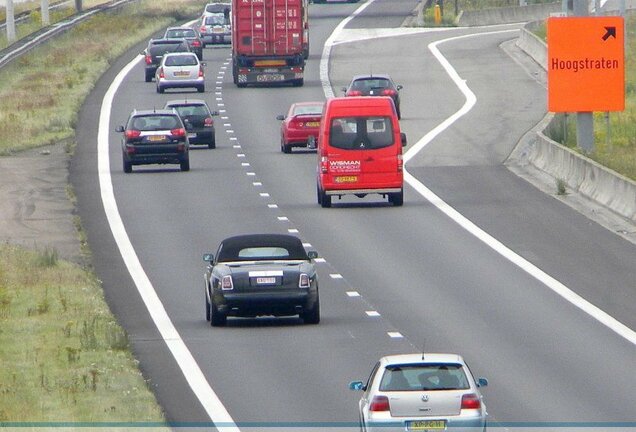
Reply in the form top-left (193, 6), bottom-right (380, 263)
top-left (98, 56), bottom-right (240, 431)
top-left (403, 31), bottom-right (636, 346)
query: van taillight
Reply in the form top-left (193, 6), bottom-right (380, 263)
top-left (369, 396), bottom-right (390, 412)
top-left (461, 393), bottom-right (481, 410)
top-left (397, 154), bottom-right (403, 172)
top-left (320, 156), bottom-right (329, 174)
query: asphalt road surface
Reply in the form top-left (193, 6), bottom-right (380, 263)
top-left (71, 1), bottom-right (636, 430)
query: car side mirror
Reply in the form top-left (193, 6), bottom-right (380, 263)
top-left (203, 253), bottom-right (214, 263)
top-left (115, 125), bottom-right (125, 133)
top-left (477, 378), bottom-right (488, 388)
top-left (307, 251), bottom-right (318, 260)
top-left (400, 132), bottom-right (407, 147)
top-left (349, 381), bottom-right (365, 391)
top-left (276, 114), bottom-right (285, 121)
top-left (397, 84), bottom-right (403, 91)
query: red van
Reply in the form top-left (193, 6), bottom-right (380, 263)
top-left (316, 96), bottom-right (406, 207)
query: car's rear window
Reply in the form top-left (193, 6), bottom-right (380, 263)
top-left (352, 78), bottom-right (391, 90)
top-left (238, 247), bottom-right (290, 260)
top-left (164, 55), bottom-right (198, 67)
top-left (166, 29), bottom-right (196, 39)
top-left (216, 235), bottom-right (308, 262)
top-left (129, 115), bottom-right (180, 131)
top-left (170, 105), bottom-right (209, 117)
top-left (205, 3), bottom-right (230, 13)
top-left (205, 14), bottom-right (226, 25)
top-left (329, 116), bottom-right (393, 150)
top-left (379, 363), bottom-right (470, 392)
top-left (293, 104), bottom-right (323, 116)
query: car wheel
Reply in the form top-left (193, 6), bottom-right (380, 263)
top-left (389, 189), bottom-right (404, 206)
top-left (292, 78), bottom-right (304, 87)
top-left (205, 295), bottom-right (211, 322)
top-left (156, 85), bottom-right (164, 94)
top-left (208, 137), bottom-right (216, 149)
top-left (198, 85), bottom-right (205, 93)
top-left (123, 155), bottom-right (132, 174)
top-left (180, 157), bottom-right (190, 172)
top-left (210, 302), bottom-right (227, 327)
top-left (301, 295), bottom-right (320, 324)
top-left (281, 139), bottom-right (291, 154)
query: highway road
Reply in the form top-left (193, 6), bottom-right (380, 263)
top-left (71, 1), bottom-right (636, 430)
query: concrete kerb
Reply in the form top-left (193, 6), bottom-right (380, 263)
top-left (510, 20), bottom-right (636, 227)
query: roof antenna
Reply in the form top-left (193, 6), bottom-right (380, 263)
top-left (421, 340), bottom-right (426, 360)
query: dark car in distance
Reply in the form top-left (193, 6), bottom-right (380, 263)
top-left (142, 38), bottom-right (191, 83)
top-left (203, 234), bottom-right (320, 326)
top-left (164, 26), bottom-right (204, 60)
top-left (116, 109), bottom-right (190, 173)
top-left (164, 99), bottom-right (218, 149)
top-left (343, 74), bottom-right (403, 119)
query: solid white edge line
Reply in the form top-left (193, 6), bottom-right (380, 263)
top-left (98, 55), bottom-right (240, 431)
top-left (402, 31), bottom-right (636, 346)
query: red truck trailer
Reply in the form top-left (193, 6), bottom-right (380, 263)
top-left (231, 0), bottom-right (307, 87)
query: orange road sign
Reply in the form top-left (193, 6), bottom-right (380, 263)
top-left (547, 16), bottom-right (625, 112)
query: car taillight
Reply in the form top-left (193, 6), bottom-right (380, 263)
top-left (461, 393), bottom-right (481, 410)
top-left (291, 120), bottom-right (304, 129)
top-left (124, 129), bottom-right (141, 139)
top-left (199, 67), bottom-right (204, 78)
top-left (204, 117), bottom-right (214, 127)
top-left (320, 156), bottom-right (329, 174)
top-left (158, 68), bottom-right (165, 79)
top-left (171, 128), bottom-right (186, 137)
top-left (346, 90), bottom-right (362, 96)
top-left (221, 275), bottom-right (233, 290)
top-left (191, 40), bottom-right (201, 47)
top-left (145, 54), bottom-right (152, 65)
top-left (397, 154), bottom-right (403, 172)
top-left (200, 26), bottom-right (206, 33)
top-left (369, 396), bottom-right (390, 412)
top-left (299, 274), bottom-right (310, 288)
top-left (382, 89), bottom-right (397, 96)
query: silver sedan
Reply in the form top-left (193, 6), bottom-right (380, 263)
top-left (350, 353), bottom-right (488, 432)
top-left (155, 52), bottom-right (205, 94)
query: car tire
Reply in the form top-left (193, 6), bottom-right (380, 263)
top-left (156, 86), bottom-right (164, 94)
top-left (198, 85), bottom-right (205, 93)
top-left (292, 78), bottom-right (304, 87)
top-left (281, 139), bottom-right (291, 154)
top-left (389, 189), bottom-right (403, 206)
top-left (210, 302), bottom-right (227, 327)
top-left (208, 137), bottom-right (216, 149)
top-left (123, 155), bottom-right (132, 174)
top-left (301, 295), bottom-right (320, 324)
top-left (180, 157), bottom-right (190, 172)
top-left (205, 295), bottom-right (211, 322)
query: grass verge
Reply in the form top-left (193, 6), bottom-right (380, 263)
top-left (537, 13), bottom-right (636, 180)
top-left (0, 0), bottom-right (206, 423)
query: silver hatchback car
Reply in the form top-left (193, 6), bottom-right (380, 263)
top-left (156, 52), bottom-right (205, 94)
top-left (350, 353), bottom-right (488, 432)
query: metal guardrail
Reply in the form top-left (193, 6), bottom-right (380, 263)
top-left (0, 0), bottom-right (74, 30)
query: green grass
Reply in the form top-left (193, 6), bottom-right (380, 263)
top-left (0, 244), bottom-right (169, 425)
top-left (538, 13), bottom-right (636, 180)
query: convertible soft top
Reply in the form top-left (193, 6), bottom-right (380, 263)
top-left (217, 234), bottom-right (309, 262)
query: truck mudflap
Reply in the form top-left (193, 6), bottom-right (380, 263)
top-left (237, 68), bottom-right (304, 86)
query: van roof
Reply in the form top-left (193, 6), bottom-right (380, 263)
top-left (326, 96), bottom-right (394, 108)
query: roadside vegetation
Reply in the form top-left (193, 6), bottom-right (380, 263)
top-left (537, 13), bottom-right (636, 180)
top-left (0, 0), bottom-right (205, 423)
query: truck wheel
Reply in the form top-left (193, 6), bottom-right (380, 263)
top-left (320, 188), bottom-right (331, 208)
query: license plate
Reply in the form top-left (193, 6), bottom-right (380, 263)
top-left (213, 28), bottom-right (224, 33)
top-left (335, 176), bottom-right (358, 183)
top-left (305, 122), bottom-right (320, 127)
top-left (188, 133), bottom-right (197, 138)
top-left (407, 420), bottom-right (446, 430)
top-left (256, 277), bottom-right (276, 285)
top-left (148, 135), bottom-right (166, 141)
top-left (257, 74), bottom-right (284, 82)
top-left (174, 71), bottom-right (190, 77)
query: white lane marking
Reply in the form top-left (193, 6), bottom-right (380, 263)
top-left (347, 291), bottom-right (361, 297)
top-left (246, 172), bottom-right (256, 176)
top-left (224, 123), bottom-right (231, 127)
top-left (277, 216), bottom-right (289, 221)
top-left (252, 182), bottom-right (262, 186)
top-left (303, 243), bottom-right (312, 247)
top-left (388, 332), bottom-right (404, 339)
top-left (268, 204), bottom-right (278, 209)
top-left (219, 109), bottom-right (227, 113)
top-left (234, 145), bottom-right (242, 149)
top-left (98, 56), bottom-right (239, 431)
top-left (260, 193), bottom-right (270, 197)
top-left (366, 311), bottom-right (381, 317)
top-left (288, 228), bottom-right (299, 233)
top-left (218, 103), bottom-right (225, 107)
top-left (330, 274), bottom-right (343, 279)
top-left (237, 154), bottom-right (245, 158)
top-left (401, 31), bottom-right (636, 346)
top-left (230, 137), bottom-right (238, 141)
top-left (226, 129), bottom-right (234, 133)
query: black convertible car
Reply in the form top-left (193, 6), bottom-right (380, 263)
top-left (203, 234), bottom-right (320, 326)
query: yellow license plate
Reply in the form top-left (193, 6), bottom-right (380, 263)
top-left (335, 176), bottom-right (357, 183)
top-left (305, 122), bottom-right (320, 127)
top-left (174, 71), bottom-right (190, 77)
top-left (148, 135), bottom-right (166, 141)
top-left (407, 420), bottom-right (446, 430)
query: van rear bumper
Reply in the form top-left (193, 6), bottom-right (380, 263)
top-left (325, 187), bottom-right (401, 196)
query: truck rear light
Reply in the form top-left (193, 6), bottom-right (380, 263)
top-left (461, 393), bottom-right (481, 410)
top-left (125, 129), bottom-right (141, 139)
top-left (239, 68), bottom-right (249, 74)
top-left (204, 117), bottom-right (214, 127)
top-left (320, 156), bottom-right (329, 174)
top-left (221, 275), bottom-right (233, 290)
top-left (369, 396), bottom-right (390, 412)
top-left (346, 90), bottom-right (362, 96)
top-left (299, 274), bottom-right (310, 288)
top-left (145, 54), bottom-right (152, 65)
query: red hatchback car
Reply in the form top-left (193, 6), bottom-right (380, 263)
top-left (276, 102), bottom-right (324, 153)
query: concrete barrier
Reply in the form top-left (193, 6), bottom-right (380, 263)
top-left (511, 19), bottom-right (636, 224)
top-left (456, 2), bottom-right (561, 26)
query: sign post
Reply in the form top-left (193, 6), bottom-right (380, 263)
top-left (547, 15), bottom-right (625, 153)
